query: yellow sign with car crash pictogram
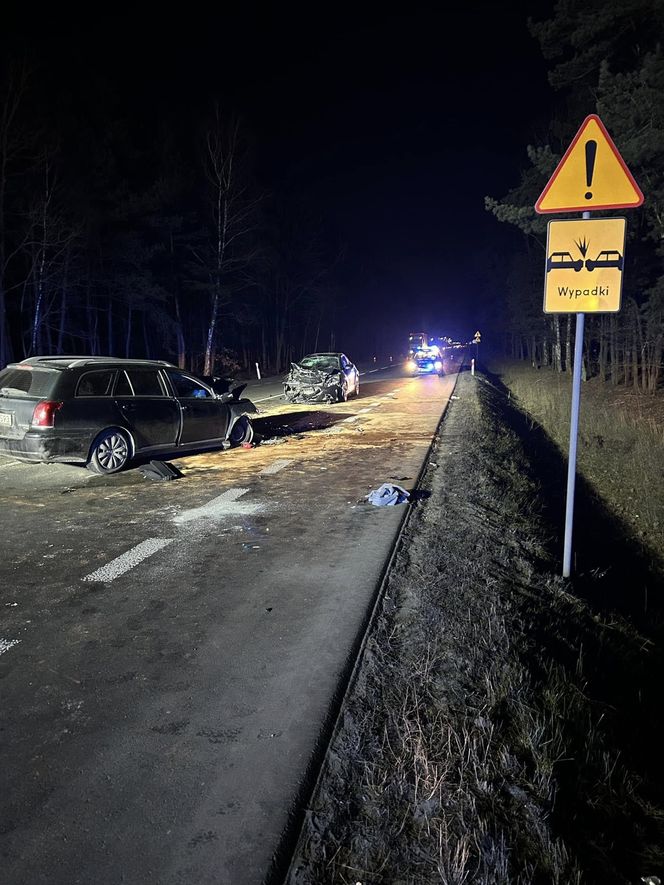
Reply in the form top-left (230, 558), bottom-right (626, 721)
top-left (544, 217), bottom-right (627, 314)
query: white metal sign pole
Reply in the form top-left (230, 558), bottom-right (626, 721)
top-left (562, 209), bottom-right (590, 577)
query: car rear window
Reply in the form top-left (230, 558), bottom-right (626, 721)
top-left (0, 366), bottom-right (59, 399)
top-left (76, 370), bottom-right (115, 397)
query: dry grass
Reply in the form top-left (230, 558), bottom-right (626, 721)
top-left (286, 370), bottom-right (664, 885)
top-left (494, 361), bottom-right (664, 563)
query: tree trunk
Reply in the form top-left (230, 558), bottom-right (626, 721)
top-left (553, 316), bottom-right (562, 372)
top-left (564, 315), bottom-right (572, 373)
top-left (108, 297), bottom-right (114, 356)
top-left (125, 305), bottom-right (132, 358)
top-left (633, 331), bottom-right (639, 391)
top-left (609, 315), bottom-right (618, 385)
top-left (56, 251), bottom-right (69, 354)
top-left (598, 316), bottom-right (607, 382)
top-left (174, 292), bottom-right (186, 369)
top-left (204, 286), bottom-right (219, 375)
top-left (142, 311), bottom-right (150, 359)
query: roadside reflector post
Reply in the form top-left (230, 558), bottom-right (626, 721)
top-left (471, 358), bottom-right (475, 376)
top-left (255, 362), bottom-right (261, 380)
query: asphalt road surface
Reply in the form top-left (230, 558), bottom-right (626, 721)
top-left (0, 362), bottom-right (461, 884)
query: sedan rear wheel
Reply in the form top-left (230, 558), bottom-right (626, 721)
top-left (88, 428), bottom-right (131, 474)
top-left (229, 415), bottom-right (254, 446)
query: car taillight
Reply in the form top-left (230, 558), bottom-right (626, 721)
top-left (31, 401), bottom-right (63, 427)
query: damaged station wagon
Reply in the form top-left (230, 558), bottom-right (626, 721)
top-left (283, 352), bottom-right (360, 403)
top-left (0, 356), bottom-right (257, 474)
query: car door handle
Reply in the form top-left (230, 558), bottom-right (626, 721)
top-left (120, 403), bottom-right (136, 411)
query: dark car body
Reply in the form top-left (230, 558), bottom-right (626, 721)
top-left (585, 250), bottom-right (624, 271)
top-left (283, 353), bottom-right (359, 403)
top-left (0, 356), bottom-right (257, 472)
top-left (546, 251), bottom-right (584, 272)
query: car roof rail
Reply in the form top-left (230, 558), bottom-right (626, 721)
top-left (67, 358), bottom-right (176, 368)
top-left (16, 355), bottom-right (176, 369)
top-left (18, 355), bottom-right (109, 366)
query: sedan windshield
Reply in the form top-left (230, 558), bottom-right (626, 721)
top-left (298, 355), bottom-right (340, 371)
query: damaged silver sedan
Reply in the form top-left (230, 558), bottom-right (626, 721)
top-left (283, 353), bottom-right (360, 403)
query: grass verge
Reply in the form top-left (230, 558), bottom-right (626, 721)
top-left (493, 360), bottom-right (664, 568)
top-left (286, 368), bottom-right (664, 885)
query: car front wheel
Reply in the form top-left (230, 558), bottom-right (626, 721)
top-left (87, 428), bottom-right (131, 474)
top-left (229, 415), bottom-right (254, 446)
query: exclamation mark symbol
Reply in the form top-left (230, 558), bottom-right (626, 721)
top-left (585, 140), bottom-right (597, 200)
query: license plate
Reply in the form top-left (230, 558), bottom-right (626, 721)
top-left (0, 412), bottom-right (12, 427)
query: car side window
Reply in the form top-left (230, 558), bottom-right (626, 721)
top-left (114, 371), bottom-right (133, 396)
top-left (76, 370), bottom-right (115, 397)
top-left (168, 372), bottom-right (213, 399)
top-left (340, 355), bottom-right (349, 369)
top-left (126, 370), bottom-right (165, 397)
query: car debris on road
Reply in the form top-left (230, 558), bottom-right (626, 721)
top-left (138, 460), bottom-right (182, 481)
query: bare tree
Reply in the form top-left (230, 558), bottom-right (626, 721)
top-left (192, 107), bottom-right (260, 375)
top-left (0, 61), bottom-right (30, 366)
top-left (24, 152), bottom-right (80, 355)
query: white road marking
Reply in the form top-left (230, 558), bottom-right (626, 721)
top-left (174, 487), bottom-right (264, 524)
top-left (0, 638), bottom-right (20, 656)
top-left (83, 538), bottom-right (174, 582)
top-left (259, 459), bottom-right (293, 475)
top-left (359, 364), bottom-right (392, 376)
top-left (358, 407), bottom-right (374, 413)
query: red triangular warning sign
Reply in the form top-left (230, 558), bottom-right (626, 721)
top-left (535, 115), bottom-right (644, 214)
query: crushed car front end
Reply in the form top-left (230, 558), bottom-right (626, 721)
top-left (283, 363), bottom-right (343, 403)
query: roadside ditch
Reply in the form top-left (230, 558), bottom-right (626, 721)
top-left (282, 366), bottom-right (664, 884)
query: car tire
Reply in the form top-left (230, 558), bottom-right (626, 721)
top-left (87, 428), bottom-right (132, 474)
top-left (338, 384), bottom-right (348, 403)
top-left (229, 415), bottom-right (254, 446)
top-left (354, 377), bottom-right (360, 397)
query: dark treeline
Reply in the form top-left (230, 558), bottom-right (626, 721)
top-left (0, 60), bottom-right (343, 376)
top-left (486, 0), bottom-right (664, 392)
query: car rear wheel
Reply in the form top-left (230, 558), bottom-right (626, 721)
top-left (354, 377), bottom-right (360, 397)
top-left (338, 384), bottom-right (348, 402)
top-left (229, 415), bottom-right (254, 446)
top-left (87, 428), bottom-right (131, 474)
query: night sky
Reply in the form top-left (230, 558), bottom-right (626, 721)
top-left (2, 2), bottom-right (553, 353)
